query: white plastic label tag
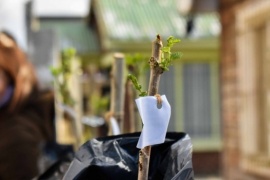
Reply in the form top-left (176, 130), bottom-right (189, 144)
top-left (136, 95), bottom-right (171, 149)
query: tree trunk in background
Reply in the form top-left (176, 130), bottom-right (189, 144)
top-left (109, 53), bottom-right (126, 135)
top-left (123, 79), bottom-right (136, 133)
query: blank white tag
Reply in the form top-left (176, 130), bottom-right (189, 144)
top-left (136, 95), bottom-right (171, 149)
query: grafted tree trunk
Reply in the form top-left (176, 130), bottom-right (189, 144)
top-left (138, 35), bottom-right (163, 180)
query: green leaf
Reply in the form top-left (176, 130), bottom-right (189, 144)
top-left (50, 66), bottom-right (61, 76)
top-left (170, 52), bottom-right (182, 60)
top-left (50, 48), bottom-right (77, 106)
top-left (139, 91), bottom-right (147, 97)
top-left (161, 47), bottom-right (170, 53)
top-left (160, 36), bottom-right (182, 71)
top-left (128, 74), bottom-right (147, 97)
top-left (167, 36), bottom-right (181, 46)
top-left (62, 48), bottom-right (76, 59)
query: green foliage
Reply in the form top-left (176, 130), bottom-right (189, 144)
top-left (50, 48), bottom-right (77, 106)
top-left (91, 93), bottom-right (110, 115)
top-left (125, 53), bottom-right (149, 77)
top-left (127, 74), bottom-right (147, 97)
top-left (160, 36), bottom-right (182, 71)
top-left (127, 36), bottom-right (182, 97)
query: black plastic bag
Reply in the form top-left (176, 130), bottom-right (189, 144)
top-left (37, 142), bottom-right (74, 180)
top-left (63, 132), bottom-right (194, 180)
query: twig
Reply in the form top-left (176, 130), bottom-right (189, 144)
top-left (138, 34), bottom-right (163, 180)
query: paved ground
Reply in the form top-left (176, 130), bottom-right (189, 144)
top-left (196, 176), bottom-right (223, 180)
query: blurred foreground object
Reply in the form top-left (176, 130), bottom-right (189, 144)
top-left (0, 31), bottom-right (55, 179)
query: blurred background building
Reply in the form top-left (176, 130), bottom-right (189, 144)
top-left (220, 0), bottom-right (270, 179)
top-left (1, 0), bottom-right (270, 179)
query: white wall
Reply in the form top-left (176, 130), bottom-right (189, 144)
top-left (33, 0), bottom-right (90, 17)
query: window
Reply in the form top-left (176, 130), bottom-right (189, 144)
top-left (182, 61), bottom-right (220, 151)
top-left (183, 63), bottom-right (212, 139)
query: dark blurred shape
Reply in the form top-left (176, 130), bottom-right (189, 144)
top-left (37, 142), bottom-right (74, 180)
top-left (178, 0), bottom-right (219, 15)
top-left (192, 0), bottom-right (219, 12)
top-left (186, 16), bottom-right (194, 36)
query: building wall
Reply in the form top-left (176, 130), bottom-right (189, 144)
top-left (220, 0), bottom-right (246, 179)
top-left (193, 151), bottom-right (221, 176)
top-left (219, 0), bottom-right (270, 179)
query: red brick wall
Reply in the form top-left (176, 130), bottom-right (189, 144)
top-left (192, 152), bottom-right (221, 176)
top-left (220, 0), bottom-right (247, 179)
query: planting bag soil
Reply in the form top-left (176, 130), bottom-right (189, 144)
top-left (63, 132), bottom-right (194, 180)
